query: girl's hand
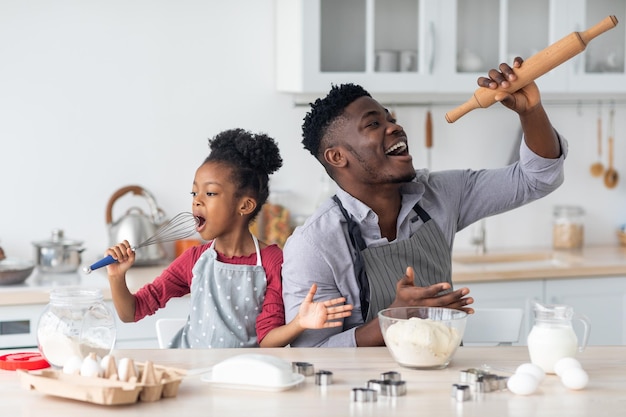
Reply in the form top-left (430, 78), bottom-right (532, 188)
top-left (298, 283), bottom-right (353, 329)
top-left (104, 240), bottom-right (135, 278)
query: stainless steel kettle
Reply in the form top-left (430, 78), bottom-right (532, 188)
top-left (105, 185), bottom-right (167, 266)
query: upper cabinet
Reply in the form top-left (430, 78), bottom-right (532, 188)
top-left (563, 0), bottom-right (626, 93)
top-left (275, 0), bottom-right (626, 97)
top-left (275, 0), bottom-right (441, 94)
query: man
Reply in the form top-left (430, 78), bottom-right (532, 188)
top-left (282, 59), bottom-right (566, 347)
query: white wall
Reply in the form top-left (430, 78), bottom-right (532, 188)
top-left (1, 0), bottom-right (626, 266)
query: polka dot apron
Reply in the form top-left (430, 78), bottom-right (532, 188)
top-left (170, 235), bottom-right (266, 348)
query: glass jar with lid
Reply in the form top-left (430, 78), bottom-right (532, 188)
top-left (552, 205), bottom-right (585, 249)
top-left (37, 288), bottom-right (116, 368)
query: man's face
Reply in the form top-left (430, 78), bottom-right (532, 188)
top-left (330, 96), bottom-right (415, 186)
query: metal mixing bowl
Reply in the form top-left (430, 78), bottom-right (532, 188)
top-left (0, 259), bottom-right (35, 285)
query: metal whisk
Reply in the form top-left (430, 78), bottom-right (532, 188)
top-left (84, 212), bottom-right (198, 274)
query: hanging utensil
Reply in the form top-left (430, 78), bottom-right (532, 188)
top-left (84, 212), bottom-right (198, 273)
top-left (604, 106), bottom-right (619, 189)
top-left (590, 102), bottom-right (604, 177)
top-left (425, 109), bottom-right (433, 170)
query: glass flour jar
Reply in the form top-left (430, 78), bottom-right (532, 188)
top-left (552, 205), bottom-right (585, 249)
top-left (37, 288), bottom-right (116, 368)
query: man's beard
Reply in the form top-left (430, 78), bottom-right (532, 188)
top-left (348, 146), bottom-right (416, 185)
top-left (390, 171), bottom-right (417, 184)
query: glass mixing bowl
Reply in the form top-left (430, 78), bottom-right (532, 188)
top-left (379, 307), bottom-right (467, 369)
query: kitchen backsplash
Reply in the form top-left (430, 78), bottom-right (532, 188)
top-left (1, 0), bottom-right (625, 265)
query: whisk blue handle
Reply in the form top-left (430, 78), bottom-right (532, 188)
top-left (83, 255), bottom-right (116, 274)
top-left (82, 212), bottom-right (197, 274)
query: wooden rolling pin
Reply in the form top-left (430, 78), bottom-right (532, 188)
top-left (445, 15), bottom-right (618, 123)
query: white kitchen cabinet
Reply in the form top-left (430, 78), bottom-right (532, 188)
top-left (275, 0), bottom-right (625, 96)
top-left (562, 0), bottom-right (626, 93)
top-left (545, 276), bottom-right (626, 346)
top-left (108, 297), bottom-right (190, 349)
top-left (463, 279), bottom-right (543, 345)
top-left (275, 0), bottom-right (442, 94)
top-left (0, 297), bottom-right (189, 350)
top-left (465, 275), bottom-right (626, 346)
top-left (0, 303), bottom-right (44, 349)
top-left (440, 0), bottom-right (568, 94)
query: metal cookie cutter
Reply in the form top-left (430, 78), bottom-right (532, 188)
top-left (351, 387), bottom-right (377, 402)
top-left (459, 368), bottom-right (509, 393)
top-left (477, 374), bottom-right (508, 393)
top-left (385, 380), bottom-right (407, 397)
top-left (367, 379), bottom-right (387, 394)
top-left (381, 371), bottom-right (402, 382)
top-left (315, 370), bottom-right (333, 386)
top-left (292, 361), bottom-right (315, 376)
top-left (368, 378), bottom-right (407, 397)
top-left (459, 368), bottom-right (488, 384)
top-left (451, 384), bottom-right (471, 402)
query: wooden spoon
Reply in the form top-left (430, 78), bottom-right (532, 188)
top-left (590, 104), bottom-right (604, 177)
top-left (604, 107), bottom-right (619, 188)
top-left (425, 109), bottom-right (433, 170)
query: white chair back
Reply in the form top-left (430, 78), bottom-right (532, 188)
top-left (155, 318), bottom-right (186, 349)
top-left (463, 308), bottom-right (524, 346)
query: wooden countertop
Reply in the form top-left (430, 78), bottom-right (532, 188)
top-left (452, 245), bottom-right (626, 283)
top-left (2, 245), bottom-right (626, 306)
top-left (0, 265), bottom-right (165, 306)
top-left (2, 346), bottom-right (625, 416)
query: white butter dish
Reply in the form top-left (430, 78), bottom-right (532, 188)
top-left (200, 354), bottom-right (305, 392)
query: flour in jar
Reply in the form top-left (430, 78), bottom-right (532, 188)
top-left (38, 332), bottom-right (82, 368)
top-left (385, 317), bottom-right (461, 367)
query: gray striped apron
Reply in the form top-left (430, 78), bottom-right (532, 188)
top-left (332, 196), bottom-right (452, 322)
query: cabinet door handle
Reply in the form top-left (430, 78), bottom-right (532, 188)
top-left (573, 24), bottom-right (582, 74)
top-left (428, 21), bottom-right (436, 74)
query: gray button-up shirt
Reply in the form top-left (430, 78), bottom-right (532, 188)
top-left (282, 136), bottom-right (568, 347)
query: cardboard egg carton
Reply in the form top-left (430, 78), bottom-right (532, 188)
top-left (18, 354), bottom-right (185, 405)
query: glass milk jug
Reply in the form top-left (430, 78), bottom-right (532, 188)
top-left (37, 288), bottom-right (116, 368)
top-left (527, 302), bottom-right (590, 374)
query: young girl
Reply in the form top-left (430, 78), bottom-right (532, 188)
top-left (105, 128), bottom-right (352, 348)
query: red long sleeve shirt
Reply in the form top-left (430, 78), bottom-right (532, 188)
top-left (133, 241), bottom-right (284, 344)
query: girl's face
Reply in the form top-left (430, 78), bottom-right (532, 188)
top-left (191, 161), bottom-right (246, 241)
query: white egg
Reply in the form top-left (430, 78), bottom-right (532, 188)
top-left (62, 355), bottom-right (83, 375)
top-left (561, 367), bottom-right (589, 390)
top-left (515, 363), bottom-right (545, 382)
top-left (507, 372), bottom-right (539, 396)
top-left (100, 354), bottom-right (117, 376)
top-left (554, 357), bottom-right (582, 377)
top-left (100, 354), bottom-right (112, 369)
top-left (80, 356), bottom-right (102, 378)
top-left (117, 357), bottom-right (138, 382)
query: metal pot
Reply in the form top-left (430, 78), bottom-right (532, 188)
top-left (32, 229), bottom-right (85, 273)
